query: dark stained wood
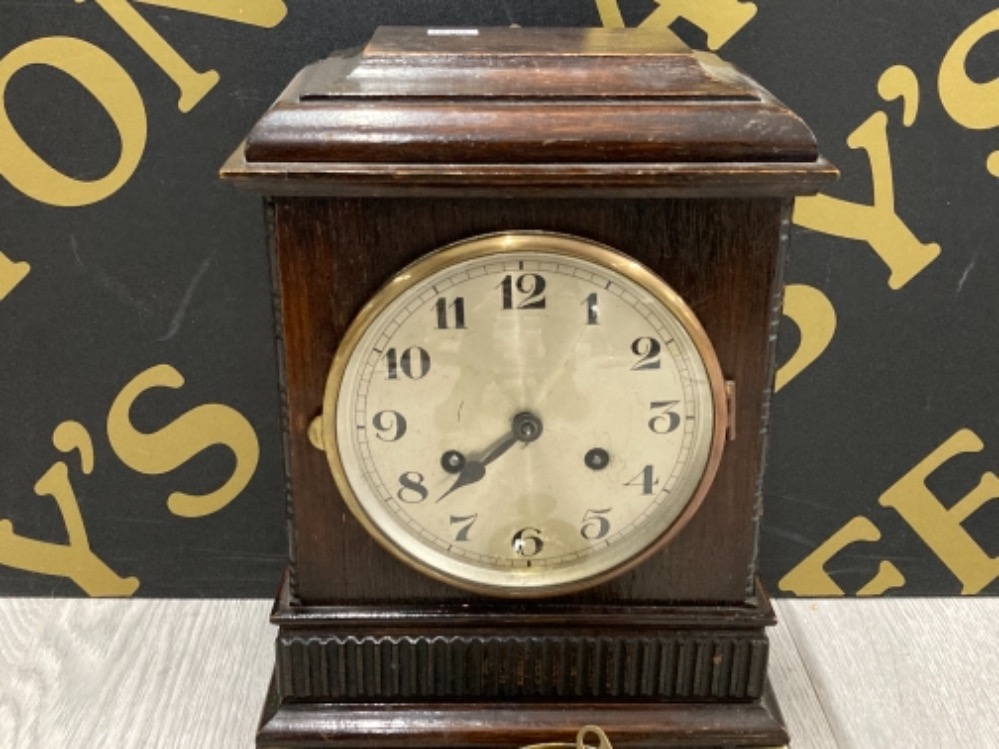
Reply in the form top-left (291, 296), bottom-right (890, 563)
top-left (222, 25), bottom-right (835, 749)
top-left (239, 100), bottom-right (819, 165)
top-left (221, 26), bottom-right (835, 195)
top-left (259, 574), bottom-right (788, 745)
top-left (222, 158), bottom-right (836, 199)
top-left (301, 27), bottom-right (740, 99)
top-left (239, 26), bottom-right (817, 165)
top-left (266, 575), bottom-right (777, 703)
top-left (258, 695), bottom-right (789, 748)
top-left (272, 195), bottom-right (787, 605)
top-left (363, 26), bottom-right (692, 59)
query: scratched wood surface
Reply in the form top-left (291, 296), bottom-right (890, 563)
top-left (0, 598), bottom-right (995, 749)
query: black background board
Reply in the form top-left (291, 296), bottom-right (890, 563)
top-left (1, 0), bottom-right (997, 597)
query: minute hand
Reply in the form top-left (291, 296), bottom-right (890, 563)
top-left (481, 430), bottom-right (520, 466)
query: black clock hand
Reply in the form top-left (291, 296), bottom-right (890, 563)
top-left (480, 430), bottom-right (521, 467)
top-left (436, 460), bottom-right (487, 502)
top-left (437, 412), bottom-right (542, 502)
top-left (437, 432), bottom-right (517, 502)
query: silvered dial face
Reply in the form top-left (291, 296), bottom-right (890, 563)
top-left (322, 233), bottom-right (725, 597)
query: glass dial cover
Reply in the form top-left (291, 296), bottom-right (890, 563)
top-left (322, 232), bottom-right (726, 597)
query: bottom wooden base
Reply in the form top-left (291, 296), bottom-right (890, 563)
top-left (257, 575), bottom-right (788, 747)
top-left (256, 676), bottom-right (788, 748)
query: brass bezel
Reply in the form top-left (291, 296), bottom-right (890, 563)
top-left (321, 231), bottom-right (728, 598)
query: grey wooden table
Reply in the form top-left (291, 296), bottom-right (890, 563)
top-left (1, 599), bottom-right (995, 748)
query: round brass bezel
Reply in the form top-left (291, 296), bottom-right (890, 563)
top-left (321, 231), bottom-right (727, 598)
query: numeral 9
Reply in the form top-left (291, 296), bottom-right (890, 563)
top-left (372, 410), bottom-right (407, 441)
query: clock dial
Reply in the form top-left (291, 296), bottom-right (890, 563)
top-left (322, 232), bottom-right (726, 597)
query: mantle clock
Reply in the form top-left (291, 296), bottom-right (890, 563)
top-left (223, 26), bottom-right (835, 748)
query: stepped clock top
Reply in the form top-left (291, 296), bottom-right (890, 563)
top-left (222, 26), bottom-right (835, 196)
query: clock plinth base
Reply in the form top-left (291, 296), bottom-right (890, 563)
top-left (256, 577), bottom-right (787, 748)
top-left (257, 683), bottom-right (788, 748)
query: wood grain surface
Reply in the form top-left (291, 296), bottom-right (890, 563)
top-left (0, 598), bottom-right (995, 748)
top-left (271, 196), bottom-right (789, 606)
top-left (779, 599), bottom-right (999, 749)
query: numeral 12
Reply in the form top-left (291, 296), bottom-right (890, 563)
top-left (500, 273), bottom-right (546, 310)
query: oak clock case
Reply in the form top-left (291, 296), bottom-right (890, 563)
top-left (222, 26), bottom-right (836, 749)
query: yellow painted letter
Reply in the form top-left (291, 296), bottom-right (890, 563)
top-left (638, 0), bottom-right (757, 50)
top-left (794, 110), bottom-right (940, 290)
top-left (779, 516), bottom-right (905, 597)
top-left (106, 364), bottom-right (259, 518)
top-left (83, 0), bottom-right (289, 112)
top-left (938, 9), bottom-right (999, 177)
top-left (0, 250), bottom-right (30, 301)
top-left (775, 284), bottom-right (837, 392)
top-left (794, 66), bottom-right (940, 290)
top-left (595, 0), bottom-right (625, 28)
top-left (0, 37), bottom-right (147, 207)
top-left (0, 423), bottom-right (139, 597)
top-left (86, 0), bottom-right (220, 112)
top-left (879, 429), bottom-right (999, 594)
top-left (135, 0), bottom-right (287, 28)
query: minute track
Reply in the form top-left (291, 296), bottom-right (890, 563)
top-left (324, 232), bottom-right (726, 597)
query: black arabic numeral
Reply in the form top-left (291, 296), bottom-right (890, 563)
top-left (625, 465), bottom-right (659, 495)
top-left (372, 410), bottom-right (408, 441)
top-left (449, 513), bottom-right (478, 542)
top-left (512, 527), bottom-right (544, 557)
top-left (385, 346), bottom-right (431, 380)
top-left (500, 273), bottom-right (546, 310)
top-left (580, 508), bottom-right (612, 540)
top-left (630, 337), bottom-right (661, 370)
top-left (648, 400), bottom-right (681, 434)
top-left (396, 471), bottom-right (429, 503)
top-left (435, 296), bottom-right (466, 329)
top-left (584, 292), bottom-right (599, 325)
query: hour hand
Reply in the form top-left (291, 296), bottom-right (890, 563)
top-left (436, 412), bottom-right (542, 502)
top-left (436, 460), bottom-right (488, 502)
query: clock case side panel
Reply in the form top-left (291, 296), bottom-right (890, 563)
top-left (269, 195), bottom-right (789, 607)
top-left (263, 200), bottom-right (300, 602)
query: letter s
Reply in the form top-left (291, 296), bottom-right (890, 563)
top-left (938, 9), bottom-right (999, 176)
top-left (107, 364), bottom-right (260, 517)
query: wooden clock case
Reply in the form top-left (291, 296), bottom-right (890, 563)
top-left (222, 27), bottom-right (835, 748)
